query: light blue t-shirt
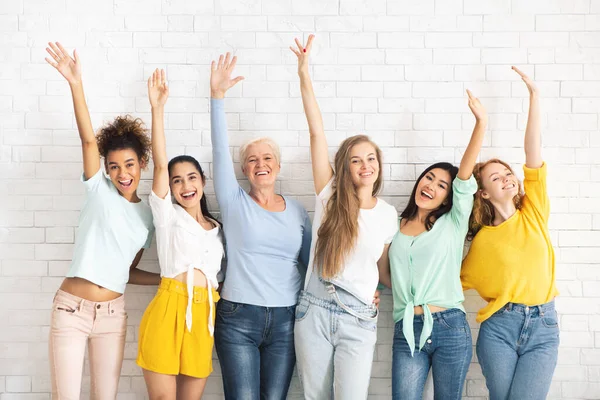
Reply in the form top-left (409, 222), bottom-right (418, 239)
top-left (211, 98), bottom-right (312, 307)
top-left (66, 169), bottom-right (154, 293)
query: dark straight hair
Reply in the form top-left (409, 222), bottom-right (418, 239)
top-left (167, 155), bottom-right (221, 227)
top-left (400, 162), bottom-right (458, 231)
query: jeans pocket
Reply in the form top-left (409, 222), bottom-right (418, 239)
top-left (356, 317), bottom-right (377, 332)
top-left (295, 298), bottom-right (311, 322)
top-left (541, 310), bottom-right (559, 329)
top-left (217, 299), bottom-right (241, 316)
top-left (439, 312), bottom-right (468, 331)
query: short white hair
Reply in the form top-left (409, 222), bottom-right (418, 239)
top-left (239, 137), bottom-right (281, 165)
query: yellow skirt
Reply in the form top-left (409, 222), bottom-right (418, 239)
top-left (136, 277), bottom-right (220, 378)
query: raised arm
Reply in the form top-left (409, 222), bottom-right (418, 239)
top-left (291, 35), bottom-right (333, 194)
top-left (148, 68), bottom-right (170, 198)
top-left (210, 53), bottom-right (245, 204)
top-left (457, 90), bottom-right (488, 180)
top-left (45, 42), bottom-right (99, 180)
top-left (513, 66), bottom-right (542, 169)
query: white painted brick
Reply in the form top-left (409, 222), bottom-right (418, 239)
top-left (425, 33), bottom-right (472, 48)
top-left (339, 0), bottom-right (386, 15)
top-left (364, 16), bottom-right (409, 32)
top-left (338, 49), bottom-right (385, 65)
top-left (266, 16), bottom-right (314, 32)
top-left (481, 48), bottom-right (528, 65)
top-left (405, 65), bottom-right (453, 81)
top-left (330, 33), bottom-right (377, 49)
top-left (433, 48), bottom-right (481, 64)
top-left (337, 82), bottom-right (383, 98)
top-left (315, 16), bottom-right (362, 32)
top-left (314, 65), bottom-right (361, 81)
top-left (6, 376), bottom-right (31, 392)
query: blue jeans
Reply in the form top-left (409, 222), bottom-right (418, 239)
top-left (214, 299), bottom-right (296, 400)
top-left (477, 301), bottom-right (560, 400)
top-left (392, 309), bottom-right (472, 400)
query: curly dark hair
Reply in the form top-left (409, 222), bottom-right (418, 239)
top-left (96, 115), bottom-right (151, 168)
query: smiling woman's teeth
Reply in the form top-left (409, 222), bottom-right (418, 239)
top-left (421, 191), bottom-right (433, 199)
top-left (182, 191), bottom-right (196, 198)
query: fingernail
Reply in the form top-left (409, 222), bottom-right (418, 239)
top-left (303, 49), bottom-right (306, 53)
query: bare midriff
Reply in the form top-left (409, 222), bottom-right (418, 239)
top-left (414, 304), bottom-right (447, 315)
top-left (59, 277), bottom-right (122, 302)
top-left (171, 269), bottom-right (208, 288)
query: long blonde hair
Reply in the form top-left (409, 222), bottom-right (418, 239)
top-left (468, 158), bottom-right (524, 240)
top-left (315, 135), bottom-right (383, 280)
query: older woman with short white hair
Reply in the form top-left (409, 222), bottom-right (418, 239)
top-left (209, 53), bottom-right (312, 400)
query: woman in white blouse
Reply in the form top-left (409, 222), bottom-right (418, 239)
top-left (136, 69), bottom-right (225, 399)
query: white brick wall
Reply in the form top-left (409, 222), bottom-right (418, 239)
top-left (0, 0), bottom-right (599, 399)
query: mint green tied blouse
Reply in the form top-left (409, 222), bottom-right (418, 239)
top-left (389, 176), bottom-right (477, 356)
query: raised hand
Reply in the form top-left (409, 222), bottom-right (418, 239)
top-left (45, 42), bottom-right (81, 86)
top-left (290, 34), bottom-right (314, 75)
top-left (466, 89), bottom-right (488, 123)
top-left (148, 68), bottom-right (169, 109)
top-left (210, 53), bottom-right (244, 99)
top-left (512, 66), bottom-right (538, 96)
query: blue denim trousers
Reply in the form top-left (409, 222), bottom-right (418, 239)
top-left (294, 276), bottom-right (378, 400)
top-left (477, 301), bottom-right (560, 400)
top-left (392, 308), bottom-right (472, 400)
top-left (214, 299), bottom-right (296, 400)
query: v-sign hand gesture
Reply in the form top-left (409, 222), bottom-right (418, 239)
top-left (45, 42), bottom-right (81, 86)
top-left (290, 34), bottom-right (315, 75)
top-left (210, 52), bottom-right (244, 99)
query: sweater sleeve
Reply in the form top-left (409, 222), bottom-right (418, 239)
top-left (211, 98), bottom-right (240, 209)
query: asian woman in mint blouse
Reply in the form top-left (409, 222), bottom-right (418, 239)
top-left (381, 90), bottom-right (488, 400)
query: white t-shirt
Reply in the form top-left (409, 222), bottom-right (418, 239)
top-left (66, 169), bottom-right (154, 294)
top-left (149, 189), bottom-right (225, 334)
top-left (305, 178), bottom-right (399, 304)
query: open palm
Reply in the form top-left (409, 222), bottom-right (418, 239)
top-left (45, 42), bottom-right (81, 85)
top-left (148, 68), bottom-right (169, 109)
top-left (290, 34), bottom-right (314, 74)
top-left (210, 53), bottom-right (244, 99)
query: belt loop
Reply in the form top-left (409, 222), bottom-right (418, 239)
top-left (108, 301), bottom-right (112, 316)
top-left (78, 298), bottom-right (85, 313)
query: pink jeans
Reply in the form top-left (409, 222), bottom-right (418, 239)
top-left (49, 290), bottom-right (127, 400)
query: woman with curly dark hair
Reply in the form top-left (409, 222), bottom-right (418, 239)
top-left (44, 42), bottom-right (158, 399)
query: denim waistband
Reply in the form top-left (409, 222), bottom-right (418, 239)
top-left (409, 308), bottom-right (465, 323)
top-left (299, 290), bottom-right (377, 315)
top-left (500, 300), bottom-right (555, 316)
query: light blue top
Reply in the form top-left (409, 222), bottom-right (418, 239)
top-left (211, 98), bottom-right (312, 307)
top-left (66, 169), bottom-right (154, 293)
top-left (389, 176), bottom-right (477, 355)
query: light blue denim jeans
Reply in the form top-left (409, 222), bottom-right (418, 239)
top-left (294, 275), bottom-right (378, 400)
top-left (477, 301), bottom-right (560, 400)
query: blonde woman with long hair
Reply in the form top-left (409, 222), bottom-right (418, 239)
top-left (291, 35), bottom-right (399, 399)
top-left (461, 67), bottom-right (559, 400)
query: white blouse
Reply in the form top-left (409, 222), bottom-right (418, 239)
top-left (149, 189), bottom-right (224, 335)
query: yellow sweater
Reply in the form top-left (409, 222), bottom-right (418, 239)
top-left (461, 163), bottom-right (558, 323)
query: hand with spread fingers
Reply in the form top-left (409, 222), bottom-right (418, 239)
top-left (210, 52), bottom-right (244, 99)
top-left (512, 66), bottom-right (538, 96)
top-left (290, 34), bottom-right (315, 75)
top-left (466, 89), bottom-right (488, 123)
top-left (45, 42), bottom-right (82, 86)
top-left (148, 68), bottom-right (169, 110)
